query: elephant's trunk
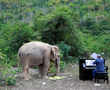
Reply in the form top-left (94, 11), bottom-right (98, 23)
top-left (55, 58), bottom-right (60, 75)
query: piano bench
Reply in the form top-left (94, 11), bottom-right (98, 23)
top-left (95, 72), bottom-right (109, 84)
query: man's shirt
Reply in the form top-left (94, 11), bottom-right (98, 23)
top-left (93, 58), bottom-right (104, 72)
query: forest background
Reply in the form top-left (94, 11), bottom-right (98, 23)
top-left (0, 0), bottom-right (110, 85)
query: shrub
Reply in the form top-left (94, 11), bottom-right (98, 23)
top-left (0, 22), bottom-right (37, 65)
top-left (0, 22), bottom-right (36, 54)
top-left (0, 51), bottom-right (16, 86)
top-left (34, 5), bottom-right (83, 57)
top-left (0, 64), bottom-right (16, 86)
top-left (60, 60), bottom-right (65, 72)
top-left (49, 60), bottom-right (65, 73)
top-left (58, 41), bottom-right (71, 59)
top-left (8, 23), bottom-right (35, 53)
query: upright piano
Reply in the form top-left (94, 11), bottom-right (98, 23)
top-left (79, 58), bottom-right (106, 80)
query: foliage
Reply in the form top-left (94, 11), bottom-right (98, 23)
top-left (49, 60), bottom-right (65, 73)
top-left (58, 41), bottom-right (71, 58)
top-left (34, 5), bottom-right (83, 57)
top-left (0, 64), bottom-right (16, 86)
top-left (0, 22), bottom-right (36, 60)
top-left (0, 0), bottom-right (110, 72)
top-left (8, 23), bottom-right (35, 53)
top-left (0, 51), bottom-right (16, 86)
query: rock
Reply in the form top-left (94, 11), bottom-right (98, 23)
top-left (42, 82), bottom-right (46, 85)
top-left (94, 83), bottom-right (101, 87)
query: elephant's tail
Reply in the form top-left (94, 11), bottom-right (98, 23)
top-left (18, 52), bottom-right (24, 58)
top-left (17, 51), bottom-right (25, 67)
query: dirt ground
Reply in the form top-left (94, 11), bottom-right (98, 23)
top-left (0, 61), bottom-right (110, 90)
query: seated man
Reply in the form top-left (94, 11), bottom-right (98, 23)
top-left (92, 54), bottom-right (105, 80)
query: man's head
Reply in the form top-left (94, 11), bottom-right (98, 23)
top-left (97, 54), bottom-right (101, 58)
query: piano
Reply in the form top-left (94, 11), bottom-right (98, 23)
top-left (79, 58), bottom-right (106, 80)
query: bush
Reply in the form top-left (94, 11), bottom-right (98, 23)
top-left (34, 5), bottom-right (83, 57)
top-left (0, 64), bottom-right (16, 86)
top-left (60, 61), bottom-right (65, 72)
top-left (0, 22), bottom-right (37, 65)
top-left (58, 41), bottom-right (71, 59)
top-left (49, 60), bottom-right (65, 73)
top-left (0, 51), bottom-right (16, 86)
top-left (8, 23), bottom-right (35, 53)
top-left (0, 22), bottom-right (36, 53)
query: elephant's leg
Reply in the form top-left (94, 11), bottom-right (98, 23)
top-left (23, 64), bottom-right (31, 80)
top-left (38, 64), bottom-right (43, 78)
top-left (42, 58), bottom-right (50, 79)
top-left (41, 65), bottom-right (49, 79)
top-left (47, 67), bottom-right (50, 76)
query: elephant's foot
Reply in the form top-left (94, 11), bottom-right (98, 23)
top-left (38, 74), bottom-right (42, 78)
top-left (24, 75), bottom-right (31, 80)
top-left (24, 77), bottom-right (30, 80)
top-left (42, 76), bottom-right (48, 79)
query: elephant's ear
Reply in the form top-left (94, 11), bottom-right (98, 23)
top-left (51, 46), bottom-right (59, 60)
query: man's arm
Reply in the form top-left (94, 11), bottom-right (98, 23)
top-left (93, 60), bottom-right (97, 64)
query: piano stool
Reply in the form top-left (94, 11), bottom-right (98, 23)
top-left (95, 72), bottom-right (109, 84)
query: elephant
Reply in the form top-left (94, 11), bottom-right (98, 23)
top-left (18, 41), bottom-right (60, 80)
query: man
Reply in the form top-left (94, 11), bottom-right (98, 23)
top-left (92, 54), bottom-right (105, 80)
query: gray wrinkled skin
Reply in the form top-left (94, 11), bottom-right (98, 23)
top-left (18, 41), bottom-right (60, 80)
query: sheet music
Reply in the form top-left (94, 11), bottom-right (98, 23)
top-left (85, 60), bottom-right (96, 66)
